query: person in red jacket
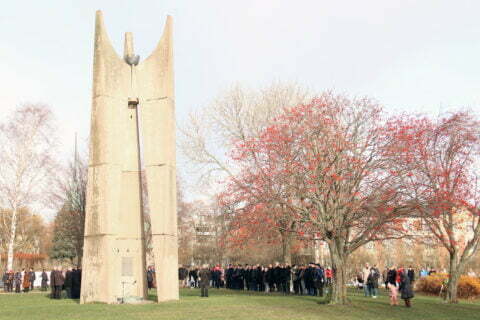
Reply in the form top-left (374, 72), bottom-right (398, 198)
top-left (325, 268), bottom-right (332, 285)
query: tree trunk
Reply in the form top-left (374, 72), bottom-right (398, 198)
top-left (327, 238), bottom-right (348, 304)
top-left (7, 207), bottom-right (18, 271)
top-left (445, 251), bottom-right (462, 303)
top-left (281, 233), bottom-right (292, 265)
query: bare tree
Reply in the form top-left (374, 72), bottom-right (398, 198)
top-left (180, 81), bottom-right (311, 182)
top-left (0, 207), bottom-right (48, 268)
top-left (0, 104), bottom-right (57, 270)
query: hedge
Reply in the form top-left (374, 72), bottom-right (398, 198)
top-left (416, 273), bottom-right (480, 299)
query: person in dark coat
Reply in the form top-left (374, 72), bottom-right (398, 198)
top-left (299, 265), bottom-right (306, 295)
top-left (50, 267), bottom-right (56, 298)
top-left (367, 267), bottom-right (380, 298)
top-left (64, 268), bottom-right (73, 298)
top-left (14, 271), bottom-right (22, 293)
top-left (407, 266), bottom-right (415, 284)
top-left (2, 271), bottom-right (8, 292)
top-left (6, 270), bottom-right (14, 292)
top-left (233, 266), bottom-right (243, 290)
top-left (244, 265), bottom-right (252, 290)
top-left (225, 265), bottom-right (232, 289)
top-left (41, 269), bottom-right (49, 291)
top-left (304, 264), bottom-right (315, 296)
top-left (240, 266), bottom-right (246, 290)
top-left (314, 265), bottom-right (325, 297)
top-left (71, 268), bottom-right (82, 299)
top-left (147, 266), bottom-right (154, 289)
top-left (29, 268), bottom-right (36, 291)
top-left (189, 268), bottom-right (199, 288)
top-left (178, 265), bottom-right (188, 288)
top-left (256, 265), bottom-right (264, 292)
top-left (382, 267), bottom-right (389, 290)
top-left (250, 266), bottom-right (258, 291)
top-left (282, 265), bottom-right (291, 294)
top-left (386, 267), bottom-right (398, 306)
top-left (231, 266), bottom-right (238, 289)
top-left (399, 268), bottom-right (414, 307)
top-left (199, 264), bottom-right (211, 297)
top-left (273, 263), bottom-right (283, 292)
top-left (212, 266), bottom-right (222, 289)
top-left (266, 265), bottom-right (274, 292)
top-left (52, 266), bottom-right (65, 299)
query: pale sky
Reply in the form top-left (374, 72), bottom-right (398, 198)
top-left (1, 0), bottom-right (480, 216)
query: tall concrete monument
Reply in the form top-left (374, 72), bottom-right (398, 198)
top-left (80, 11), bottom-right (178, 304)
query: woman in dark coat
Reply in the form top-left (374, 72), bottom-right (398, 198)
top-left (399, 268), bottom-right (414, 307)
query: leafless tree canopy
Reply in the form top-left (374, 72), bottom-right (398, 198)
top-left (0, 103), bottom-right (57, 270)
top-left (179, 82), bottom-right (311, 182)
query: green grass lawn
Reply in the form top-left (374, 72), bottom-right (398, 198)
top-left (0, 288), bottom-right (479, 320)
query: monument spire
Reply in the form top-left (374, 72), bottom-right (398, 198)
top-left (124, 32), bottom-right (134, 59)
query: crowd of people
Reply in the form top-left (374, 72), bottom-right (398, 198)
top-left (353, 264), bottom-right (415, 307)
top-left (178, 263), bottom-right (335, 297)
top-left (2, 268), bottom-right (38, 293)
top-left (2, 267), bottom-right (82, 300)
top-left (2, 262), bottom-right (424, 307)
top-left (176, 262), bottom-right (421, 307)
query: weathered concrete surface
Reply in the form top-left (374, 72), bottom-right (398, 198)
top-left (136, 16), bottom-right (179, 302)
top-left (81, 11), bottom-right (178, 304)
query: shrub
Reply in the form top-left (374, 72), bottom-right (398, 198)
top-left (416, 273), bottom-right (480, 299)
top-left (416, 273), bottom-right (447, 295)
top-left (457, 276), bottom-right (480, 299)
